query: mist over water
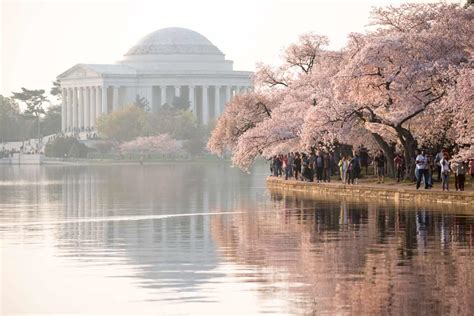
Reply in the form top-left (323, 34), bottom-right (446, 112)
top-left (1, 163), bottom-right (473, 314)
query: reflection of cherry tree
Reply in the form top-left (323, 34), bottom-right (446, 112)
top-left (210, 193), bottom-right (474, 315)
top-left (119, 134), bottom-right (180, 155)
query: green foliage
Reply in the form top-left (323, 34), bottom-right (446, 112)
top-left (171, 95), bottom-right (190, 111)
top-left (41, 105), bottom-right (61, 136)
top-left (182, 124), bottom-right (212, 156)
top-left (44, 136), bottom-right (90, 158)
top-left (133, 94), bottom-right (150, 111)
top-left (0, 95), bottom-right (22, 142)
top-left (68, 141), bottom-right (90, 158)
top-left (95, 102), bottom-right (213, 156)
top-left (50, 80), bottom-right (62, 101)
top-left (96, 106), bottom-right (147, 142)
top-left (0, 94), bottom-right (61, 141)
top-left (154, 105), bottom-right (197, 140)
top-left (97, 104), bottom-right (201, 141)
top-left (12, 88), bottom-right (48, 141)
top-left (12, 88), bottom-right (47, 120)
top-left (94, 141), bottom-right (115, 154)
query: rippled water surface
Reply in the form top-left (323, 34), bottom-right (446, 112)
top-left (1, 163), bottom-right (473, 315)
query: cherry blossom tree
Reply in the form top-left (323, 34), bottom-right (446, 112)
top-left (207, 91), bottom-right (281, 158)
top-left (208, 33), bottom-right (333, 170)
top-left (446, 67), bottom-right (474, 162)
top-left (120, 134), bottom-right (180, 155)
top-left (208, 3), bottom-right (473, 173)
top-left (336, 3), bottom-right (473, 173)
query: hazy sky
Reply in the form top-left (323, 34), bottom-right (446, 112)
top-left (1, 0), bottom-right (463, 100)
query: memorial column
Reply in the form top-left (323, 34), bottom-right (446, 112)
top-left (225, 86), bottom-right (231, 103)
top-left (214, 85), bottom-right (221, 118)
top-left (202, 85), bottom-right (209, 125)
top-left (89, 87), bottom-right (95, 128)
top-left (112, 86), bottom-right (119, 111)
top-left (67, 88), bottom-right (73, 131)
top-left (160, 86), bottom-right (167, 106)
top-left (101, 86), bottom-right (108, 114)
top-left (189, 85), bottom-right (195, 115)
top-left (95, 86), bottom-right (101, 121)
top-left (84, 87), bottom-right (90, 129)
top-left (73, 87), bottom-right (78, 130)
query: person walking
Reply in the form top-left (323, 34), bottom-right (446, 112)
top-left (347, 156), bottom-right (354, 184)
top-left (350, 154), bottom-right (361, 185)
top-left (435, 150), bottom-right (443, 182)
top-left (415, 150), bottom-right (429, 190)
top-left (283, 154), bottom-right (289, 180)
top-left (440, 153), bottom-right (451, 191)
top-left (374, 150), bottom-right (386, 184)
top-left (315, 151), bottom-right (324, 183)
top-left (302, 159), bottom-right (314, 182)
top-left (308, 151), bottom-right (316, 182)
top-left (338, 156), bottom-right (349, 184)
top-left (323, 152), bottom-right (331, 182)
top-left (294, 153), bottom-right (302, 181)
top-left (270, 156), bottom-right (276, 176)
top-left (272, 156), bottom-right (279, 177)
top-left (287, 153), bottom-right (294, 179)
top-left (470, 158), bottom-right (474, 178)
top-left (454, 160), bottom-right (468, 191)
top-left (394, 154), bottom-right (404, 183)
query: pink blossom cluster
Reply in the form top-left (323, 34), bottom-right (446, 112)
top-left (120, 134), bottom-right (180, 155)
top-left (208, 3), bottom-right (473, 171)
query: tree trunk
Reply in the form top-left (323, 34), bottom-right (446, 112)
top-left (371, 133), bottom-right (395, 176)
top-left (395, 126), bottom-right (418, 180)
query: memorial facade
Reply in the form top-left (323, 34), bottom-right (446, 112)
top-left (57, 27), bottom-right (253, 132)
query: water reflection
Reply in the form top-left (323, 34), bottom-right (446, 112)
top-left (211, 191), bottom-right (474, 315)
top-left (1, 164), bottom-right (473, 314)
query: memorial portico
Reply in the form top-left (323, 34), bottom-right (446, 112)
top-left (58, 27), bottom-right (253, 132)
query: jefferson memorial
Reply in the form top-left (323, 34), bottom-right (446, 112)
top-left (58, 27), bottom-right (253, 132)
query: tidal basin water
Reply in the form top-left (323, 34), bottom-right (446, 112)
top-left (1, 163), bottom-right (473, 315)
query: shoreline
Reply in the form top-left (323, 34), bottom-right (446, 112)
top-left (0, 156), bottom-right (232, 166)
top-left (267, 176), bottom-right (474, 208)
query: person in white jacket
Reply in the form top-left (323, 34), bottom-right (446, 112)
top-left (439, 152), bottom-right (451, 191)
top-left (338, 156), bottom-right (349, 184)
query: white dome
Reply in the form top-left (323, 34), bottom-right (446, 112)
top-left (125, 27), bottom-right (223, 56)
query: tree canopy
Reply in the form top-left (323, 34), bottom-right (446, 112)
top-left (208, 3), bottom-right (473, 170)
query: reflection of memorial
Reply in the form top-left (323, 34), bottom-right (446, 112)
top-left (210, 192), bottom-right (474, 315)
top-left (53, 164), bottom-right (260, 291)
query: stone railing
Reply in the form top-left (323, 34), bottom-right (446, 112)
top-left (267, 177), bottom-right (474, 208)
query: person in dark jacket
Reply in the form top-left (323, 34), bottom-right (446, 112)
top-left (350, 154), bottom-right (361, 185)
top-left (294, 153), bottom-right (302, 180)
top-left (374, 150), bottom-right (386, 183)
top-left (315, 151), bottom-right (324, 183)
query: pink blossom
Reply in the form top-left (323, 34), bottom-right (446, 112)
top-left (120, 134), bottom-right (180, 155)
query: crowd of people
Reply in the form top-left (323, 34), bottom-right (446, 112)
top-left (0, 141), bottom-right (44, 158)
top-left (270, 151), bottom-right (363, 184)
top-left (415, 149), bottom-right (470, 192)
top-left (270, 148), bottom-right (473, 192)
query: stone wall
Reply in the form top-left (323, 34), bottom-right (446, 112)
top-left (10, 153), bottom-right (44, 165)
top-left (267, 177), bottom-right (474, 208)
